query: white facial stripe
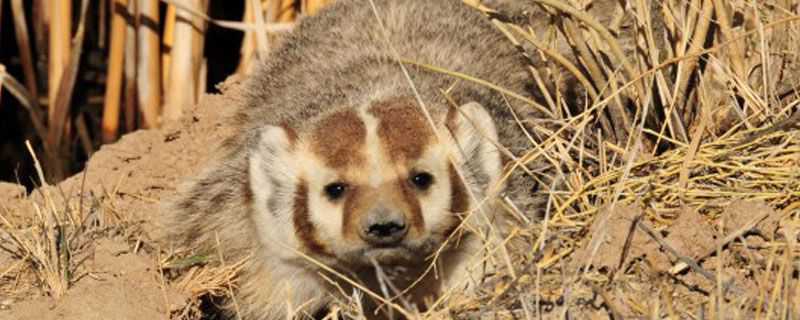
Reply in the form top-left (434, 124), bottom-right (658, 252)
top-left (359, 107), bottom-right (394, 187)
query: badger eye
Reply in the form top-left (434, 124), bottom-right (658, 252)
top-left (324, 182), bottom-right (348, 200)
top-left (410, 172), bottom-right (434, 190)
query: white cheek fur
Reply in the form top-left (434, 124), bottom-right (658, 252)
top-left (306, 188), bottom-right (346, 252)
top-left (414, 145), bottom-right (459, 237)
top-left (297, 150), bottom-right (349, 253)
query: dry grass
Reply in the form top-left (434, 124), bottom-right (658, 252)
top-left (156, 0), bottom-right (800, 318)
top-left (0, 142), bottom-right (129, 300)
top-left (424, 0), bottom-right (799, 318)
top-left (161, 253), bottom-right (248, 319)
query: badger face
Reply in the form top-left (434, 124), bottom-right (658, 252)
top-left (249, 98), bottom-right (502, 268)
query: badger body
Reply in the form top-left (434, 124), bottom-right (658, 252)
top-left (163, 0), bottom-right (547, 318)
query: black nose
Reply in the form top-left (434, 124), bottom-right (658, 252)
top-left (360, 210), bottom-right (408, 245)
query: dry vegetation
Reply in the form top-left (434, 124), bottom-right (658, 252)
top-left (1, 0), bottom-right (800, 319)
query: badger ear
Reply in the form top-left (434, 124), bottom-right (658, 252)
top-left (248, 125), bottom-right (296, 218)
top-left (445, 102), bottom-right (503, 192)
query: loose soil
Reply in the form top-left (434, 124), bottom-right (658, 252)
top-left (0, 78), bottom-right (244, 320)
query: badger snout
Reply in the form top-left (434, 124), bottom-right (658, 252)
top-left (359, 205), bottom-right (408, 246)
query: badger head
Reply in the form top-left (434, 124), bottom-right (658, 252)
top-left (248, 98), bottom-right (503, 269)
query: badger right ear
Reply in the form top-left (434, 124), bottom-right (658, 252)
top-left (248, 125), bottom-right (297, 216)
top-left (445, 102), bottom-right (503, 193)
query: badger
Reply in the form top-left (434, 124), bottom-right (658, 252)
top-left (161, 0), bottom-right (553, 318)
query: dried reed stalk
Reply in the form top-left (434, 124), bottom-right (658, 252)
top-left (249, 0), bottom-right (270, 63)
top-left (303, 0), bottom-right (330, 15)
top-left (46, 0), bottom-right (90, 181)
top-left (236, 0), bottom-right (256, 74)
top-left (163, 0), bottom-right (202, 121)
top-left (137, 0), bottom-right (162, 128)
top-left (162, 4), bottom-right (176, 86)
top-left (32, 0), bottom-right (48, 79)
top-left (191, 0), bottom-right (209, 101)
top-left (196, 59), bottom-right (207, 102)
top-left (48, 0), bottom-right (71, 124)
top-left (269, 0), bottom-right (296, 22)
top-left (10, 0), bottom-right (39, 100)
top-left (123, 0), bottom-right (138, 133)
top-left (102, 0), bottom-right (129, 143)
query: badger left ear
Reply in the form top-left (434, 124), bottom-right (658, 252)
top-left (248, 125), bottom-right (297, 218)
top-left (445, 102), bottom-right (503, 192)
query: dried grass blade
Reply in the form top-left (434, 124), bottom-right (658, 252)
top-left (671, 0), bottom-right (713, 124)
top-left (400, 59), bottom-right (554, 118)
top-left (530, 0), bottom-right (646, 101)
top-left (507, 24), bottom-right (599, 102)
top-left (560, 17), bottom-right (631, 142)
top-left (712, 1), bottom-right (746, 80)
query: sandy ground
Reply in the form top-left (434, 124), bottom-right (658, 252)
top-left (3, 239), bottom-right (185, 320)
top-left (0, 79), bottom-right (244, 320)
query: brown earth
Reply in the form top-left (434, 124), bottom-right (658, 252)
top-left (2, 239), bottom-right (185, 320)
top-left (0, 78), bottom-right (245, 320)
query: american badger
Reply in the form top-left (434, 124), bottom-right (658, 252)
top-left (163, 0), bottom-right (547, 318)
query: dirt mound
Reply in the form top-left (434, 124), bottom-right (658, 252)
top-left (54, 82), bottom-right (242, 231)
top-left (2, 239), bottom-right (186, 320)
top-left (0, 79), bottom-right (244, 319)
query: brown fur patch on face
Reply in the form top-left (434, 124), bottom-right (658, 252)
top-left (444, 163), bottom-right (470, 237)
top-left (293, 179), bottom-right (333, 256)
top-left (310, 109), bottom-right (366, 169)
top-left (368, 98), bottom-right (434, 162)
top-left (280, 122), bottom-right (299, 145)
top-left (398, 179), bottom-right (425, 235)
top-left (341, 186), bottom-right (369, 241)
